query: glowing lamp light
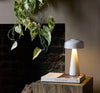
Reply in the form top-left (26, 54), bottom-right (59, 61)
top-left (64, 39), bottom-right (84, 76)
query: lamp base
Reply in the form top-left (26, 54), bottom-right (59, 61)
top-left (41, 72), bottom-right (85, 83)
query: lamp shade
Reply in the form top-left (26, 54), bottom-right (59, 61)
top-left (64, 39), bottom-right (84, 49)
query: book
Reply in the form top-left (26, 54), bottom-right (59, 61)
top-left (41, 72), bottom-right (85, 83)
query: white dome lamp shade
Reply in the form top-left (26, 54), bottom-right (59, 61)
top-left (64, 39), bottom-right (84, 76)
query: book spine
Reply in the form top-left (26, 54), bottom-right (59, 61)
top-left (41, 77), bottom-right (84, 83)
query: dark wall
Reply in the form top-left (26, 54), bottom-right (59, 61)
top-left (0, 24), bottom-right (65, 93)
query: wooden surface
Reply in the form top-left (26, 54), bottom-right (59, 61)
top-left (31, 77), bottom-right (93, 93)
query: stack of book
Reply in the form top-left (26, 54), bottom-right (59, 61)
top-left (41, 72), bottom-right (85, 83)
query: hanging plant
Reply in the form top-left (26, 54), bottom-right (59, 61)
top-left (8, 0), bottom-right (55, 60)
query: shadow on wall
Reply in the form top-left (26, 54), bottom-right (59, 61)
top-left (49, 0), bottom-right (81, 20)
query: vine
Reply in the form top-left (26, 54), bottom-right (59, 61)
top-left (8, 0), bottom-right (55, 60)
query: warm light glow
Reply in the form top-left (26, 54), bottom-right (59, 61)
top-left (72, 49), bottom-right (78, 62)
top-left (69, 49), bottom-right (80, 76)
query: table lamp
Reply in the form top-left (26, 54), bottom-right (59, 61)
top-left (41, 39), bottom-right (85, 83)
top-left (64, 39), bottom-right (84, 76)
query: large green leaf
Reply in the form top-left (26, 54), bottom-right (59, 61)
top-left (40, 26), bottom-right (51, 46)
top-left (32, 47), bottom-right (42, 60)
top-left (30, 23), bottom-right (41, 41)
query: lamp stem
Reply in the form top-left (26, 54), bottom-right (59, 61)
top-left (69, 49), bottom-right (80, 76)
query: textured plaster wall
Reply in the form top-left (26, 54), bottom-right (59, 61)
top-left (0, 0), bottom-right (100, 93)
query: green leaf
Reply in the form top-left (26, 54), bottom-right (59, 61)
top-left (19, 25), bottom-right (24, 38)
top-left (24, 0), bottom-right (29, 10)
top-left (29, 0), bottom-right (34, 2)
top-left (41, 26), bottom-right (51, 46)
top-left (22, 18), bottom-right (32, 29)
top-left (15, 24), bottom-right (24, 38)
top-left (15, 26), bottom-right (20, 33)
top-left (38, 0), bottom-right (48, 8)
top-left (28, 22), bottom-right (37, 31)
top-left (32, 47), bottom-right (42, 60)
top-left (29, 23), bottom-right (41, 41)
top-left (39, 0), bottom-right (43, 3)
top-left (29, 0), bottom-right (36, 14)
top-left (14, 0), bottom-right (26, 21)
top-left (22, 18), bottom-right (38, 31)
top-left (30, 30), bottom-right (38, 41)
top-left (14, 0), bottom-right (19, 17)
top-left (11, 41), bottom-right (18, 50)
top-left (48, 17), bottom-right (55, 32)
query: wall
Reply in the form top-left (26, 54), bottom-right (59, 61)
top-left (49, 1), bottom-right (100, 93)
top-left (0, 0), bottom-right (16, 24)
top-left (0, 0), bottom-right (100, 93)
top-left (64, 1), bottom-right (100, 93)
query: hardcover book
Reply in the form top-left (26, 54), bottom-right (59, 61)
top-left (41, 72), bottom-right (85, 83)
